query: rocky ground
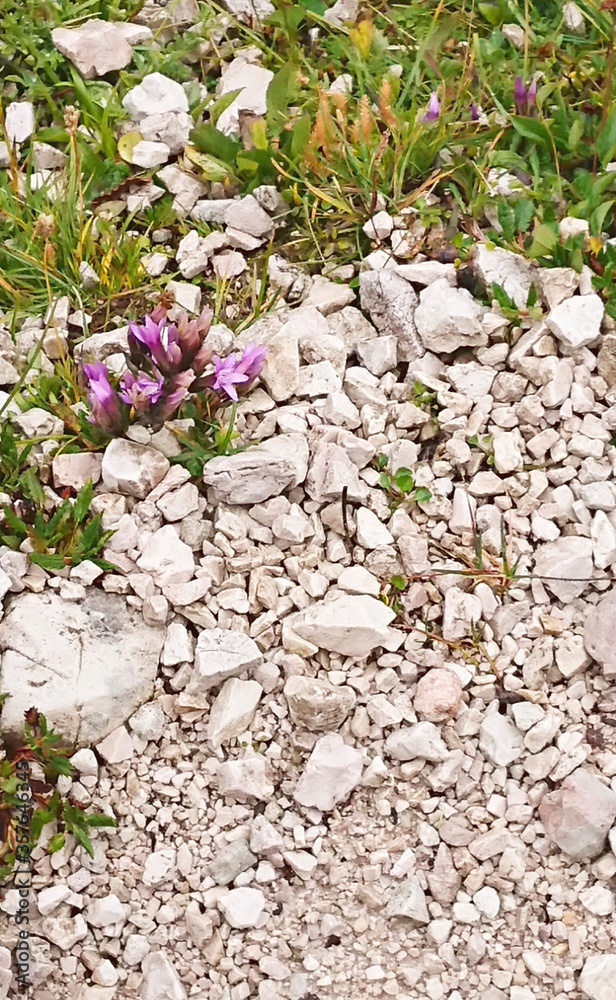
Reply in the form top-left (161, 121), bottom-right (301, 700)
top-left (1, 2), bottom-right (616, 1000)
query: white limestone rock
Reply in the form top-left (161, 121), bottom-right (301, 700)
top-left (218, 887), bottom-right (265, 929)
top-left (5, 102), bottom-right (35, 145)
top-left (202, 434), bottom-right (308, 503)
top-left (385, 722), bottom-right (449, 762)
top-left (217, 755), bottom-right (274, 801)
top-left (359, 270), bottom-right (423, 361)
top-left (207, 678), bottom-right (263, 747)
top-left (533, 536), bottom-right (593, 601)
top-left (294, 733), bottom-right (364, 812)
top-left (473, 245), bottom-right (537, 310)
top-left (136, 525), bottom-right (195, 587)
top-left (415, 279), bottom-right (487, 353)
top-left (546, 294), bottom-right (604, 350)
top-left (216, 58), bottom-right (274, 137)
top-left (0, 591), bottom-right (164, 744)
top-left (101, 439), bottom-right (169, 498)
top-left (579, 957), bottom-right (616, 1000)
top-left (479, 713), bottom-right (524, 767)
top-left (140, 951), bottom-right (187, 1000)
top-left (51, 20), bottom-right (151, 79)
top-left (290, 594), bottom-right (397, 657)
top-left (178, 629), bottom-right (263, 707)
top-left (123, 73), bottom-right (189, 120)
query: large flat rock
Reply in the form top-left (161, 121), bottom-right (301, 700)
top-left (0, 591), bottom-right (165, 744)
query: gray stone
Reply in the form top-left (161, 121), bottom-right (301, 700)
top-left (101, 439), bottom-right (170, 499)
top-left (0, 591), bottom-right (164, 744)
top-left (539, 769), bottom-right (616, 860)
top-left (385, 877), bottom-right (429, 923)
top-left (584, 589), bottom-right (616, 678)
top-left (359, 270), bottom-right (422, 361)
top-left (209, 841), bottom-right (256, 885)
top-left (202, 434), bottom-right (308, 504)
top-left (284, 675), bottom-right (356, 731)
top-left (51, 21), bottom-right (151, 79)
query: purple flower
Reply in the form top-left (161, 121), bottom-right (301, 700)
top-left (83, 363), bottom-right (126, 435)
top-left (471, 103), bottom-right (480, 122)
top-left (128, 308), bottom-right (181, 375)
top-left (421, 92), bottom-right (441, 124)
top-left (211, 343), bottom-right (268, 403)
top-left (119, 371), bottom-right (165, 412)
top-left (514, 77), bottom-right (537, 116)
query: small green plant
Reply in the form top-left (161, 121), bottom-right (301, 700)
top-left (380, 574), bottom-right (407, 615)
top-left (490, 281), bottom-right (542, 325)
top-left (1, 708), bottom-right (115, 883)
top-left (171, 400), bottom-right (240, 478)
top-left (468, 433), bottom-right (495, 467)
top-left (0, 480), bottom-right (115, 571)
top-left (375, 456), bottom-right (431, 510)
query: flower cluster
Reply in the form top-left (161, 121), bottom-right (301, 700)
top-left (82, 306), bottom-right (267, 435)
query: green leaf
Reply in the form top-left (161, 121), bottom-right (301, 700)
top-left (379, 472), bottom-right (391, 490)
top-left (47, 833), bottom-right (66, 854)
top-left (290, 114), bottom-right (311, 159)
top-left (568, 118), bottom-right (584, 152)
top-left (189, 124), bottom-right (241, 165)
top-left (526, 283), bottom-right (538, 308)
top-left (73, 481), bottom-right (94, 525)
top-left (1, 505), bottom-right (28, 539)
top-left (72, 825), bottom-right (94, 858)
top-left (590, 200), bottom-right (614, 236)
top-left (376, 454), bottom-right (388, 470)
top-left (414, 487), bottom-right (432, 504)
top-left (394, 469), bottom-right (415, 493)
top-left (78, 514), bottom-right (108, 555)
top-left (19, 467), bottom-right (46, 506)
top-left (514, 199), bottom-right (535, 234)
top-left (510, 117), bottom-right (551, 147)
top-left (29, 553), bottom-right (66, 571)
top-left (209, 89), bottom-right (243, 128)
top-left (527, 222), bottom-right (558, 258)
top-left (497, 200), bottom-right (515, 242)
top-left (85, 813), bottom-right (116, 828)
top-left (595, 106), bottom-right (616, 168)
top-left (390, 575), bottom-right (407, 592)
top-left (267, 62), bottom-right (298, 129)
top-left (491, 283), bottom-right (516, 312)
top-left (298, 0), bottom-right (327, 12)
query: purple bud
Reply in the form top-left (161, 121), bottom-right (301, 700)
top-left (514, 76), bottom-right (536, 116)
top-left (83, 363), bottom-right (126, 435)
top-left (421, 92), bottom-right (441, 124)
top-left (471, 103), bottom-right (480, 122)
top-left (157, 370), bottom-right (195, 421)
